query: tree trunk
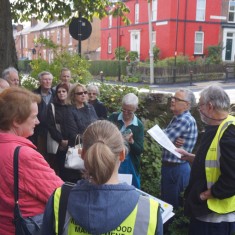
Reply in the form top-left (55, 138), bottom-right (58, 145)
top-left (0, 0), bottom-right (18, 76)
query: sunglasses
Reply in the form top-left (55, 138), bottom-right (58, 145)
top-left (75, 91), bottom-right (88, 96)
top-left (88, 92), bottom-right (97, 95)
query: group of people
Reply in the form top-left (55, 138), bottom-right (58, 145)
top-left (0, 64), bottom-right (234, 235)
top-left (161, 86), bottom-right (235, 235)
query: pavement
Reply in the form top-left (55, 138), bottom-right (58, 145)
top-left (105, 77), bottom-right (235, 102)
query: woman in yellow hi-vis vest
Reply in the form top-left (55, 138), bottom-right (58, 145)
top-left (41, 120), bottom-right (163, 235)
top-left (177, 85), bottom-right (235, 235)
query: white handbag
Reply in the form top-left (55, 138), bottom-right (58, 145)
top-left (64, 135), bottom-right (85, 170)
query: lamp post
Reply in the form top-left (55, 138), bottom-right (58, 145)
top-left (173, 0), bottom-right (180, 83)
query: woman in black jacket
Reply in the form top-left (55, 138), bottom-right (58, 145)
top-left (68, 83), bottom-right (98, 135)
top-left (47, 83), bottom-right (80, 182)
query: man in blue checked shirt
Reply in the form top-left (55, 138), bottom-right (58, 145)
top-left (161, 88), bottom-right (198, 209)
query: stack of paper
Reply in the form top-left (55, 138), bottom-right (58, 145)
top-left (136, 189), bottom-right (175, 224)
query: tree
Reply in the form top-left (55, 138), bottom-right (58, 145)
top-left (0, 0), bottom-right (130, 75)
top-left (0, 0), bottom-right (18, 75)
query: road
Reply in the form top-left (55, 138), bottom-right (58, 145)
top-left (138, 79), bottom-right (235, 103)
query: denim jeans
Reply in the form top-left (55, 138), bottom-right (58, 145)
top-left (188, 217), bottom-right (235, 235)
top-left (161, 162), bottom-right (190, 208)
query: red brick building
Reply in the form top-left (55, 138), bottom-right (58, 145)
top-left (101, 0), bottom-right (235, 62)
top-left (15, 17), bottom-right (101, 62)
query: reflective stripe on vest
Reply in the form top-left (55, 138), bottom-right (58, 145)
top-left (205, 115), bottom-right (235, 214)
top-left (53, 190), bottom-right (159, 235)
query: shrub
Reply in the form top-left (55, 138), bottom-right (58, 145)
top-left (26, 52), bottom-right (92, 90)
top-left (115, 46), bottom-right (127, 60)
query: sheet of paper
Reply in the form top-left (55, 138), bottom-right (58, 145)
top-left (147, 124), bottom-right (181, 158)
top-left (118, 174), bottom-right (133, 185)
top-left (136, 189), bottom-right (174, 224)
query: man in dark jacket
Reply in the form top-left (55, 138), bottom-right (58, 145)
top-left (30, 71), bottom-right (55, 159)
top-left (177, 85), bottom-right (235, 235)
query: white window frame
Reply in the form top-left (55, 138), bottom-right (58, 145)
top-left (196, 0), bottom-right (206, 21)
top-left (194, 31), bottom-right (204, 54)
top-left (108, 36), bottom-right (112, 54)
top-left (228, 0), bottom-right (235, 22)
top-left (152, 0), bottom-right (157, 21)
top-left (135, 3), bottom-right (139, 24)
top-left (108, 15), bottom-right (112, 28)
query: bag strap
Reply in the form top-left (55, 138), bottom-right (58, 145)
top-left (13, 146), bottom-right (21, 205)
top-left (58, 182), bottom-right (76, 235)
top-left (51, 103), bottom-right (60, 131)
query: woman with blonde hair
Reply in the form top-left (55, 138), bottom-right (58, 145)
top-left (42, 120), bottom-right (163, 235)
top-left (68, 83), bottom-right (98, 134)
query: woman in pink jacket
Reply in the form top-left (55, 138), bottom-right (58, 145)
top-left (0, 87), bottom-right (63, 235)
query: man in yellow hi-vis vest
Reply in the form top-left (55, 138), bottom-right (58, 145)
top-left (177, 85), bottom-right (235, 235)
top-left (41, 120), bottom-right (163, 235)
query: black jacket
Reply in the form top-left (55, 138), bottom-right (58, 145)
top-left (185, 124), bottom-right (235, 217)
top-left (89, 99), bottom-right (107, 120)
top-left (71, 103), bottom-right (98, 135)
top-left (47, 102), bottom-right (78, 147)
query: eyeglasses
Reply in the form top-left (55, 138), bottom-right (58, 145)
top-left (88, 92), bottom-right (97, 96)
top-left (75, 91), bottom-right (88, 96)
top-left (170, 96), bottom-right (188, 103)
top-left (197, 103), bottom-right (206, 109)
top-left (122, 109), bottom-right (134, 114)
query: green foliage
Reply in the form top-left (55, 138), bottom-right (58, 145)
top-left (153, 46), bottom-right (160, 62)
top-left (205, 45), bottom-right (222, 64)
top-left (28, 52), bottom-right (92, 89)
top-left (140, 118), bottom-right (162, 197)
top-left (11, 0), bottom-right (130, 25)
top-left (115, 47), bottom-right (127, 60)
top-left (157, 55), bottom-right (191, 67)
top-left (128, 51), bottom-right (138, 61)
top-left (168, 207), bottom-right (190, 235)
top-left (34, 37), bottom-right (58, 50)
top-left (99, 83), bottom-right (138, 115)
top-left (88, 60), bottom-right (128, 77)
top-left (21, 75), bottom-right (39, 91)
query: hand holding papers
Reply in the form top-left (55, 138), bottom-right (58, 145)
top-left (147, 124), bottom-right (181, 158)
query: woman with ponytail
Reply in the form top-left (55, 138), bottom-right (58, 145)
top-left (42, 120), bottom-right (163, 235)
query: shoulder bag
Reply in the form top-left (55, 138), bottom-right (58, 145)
top-left (13, 146), bottom-right (43, 235)
top-left (64, 135), bottom-right (85, 170)
top-left (47, 103), bottom-right (61, 154)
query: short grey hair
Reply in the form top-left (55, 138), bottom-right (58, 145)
top-left (2, 67), bottom-right (18, 80)
top-left (200, 85), bottom-right (230, 112)
top-left (122, 93), bottom-right (139, 108)
top-left (177, 88), bottom-right (196, 109)
top-left (38, 71), bottom-right (53, 81)
top-left (87, 84), bottom-right (100, 96)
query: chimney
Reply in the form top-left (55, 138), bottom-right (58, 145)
top-left (31, 17), bottom-right (38, 27)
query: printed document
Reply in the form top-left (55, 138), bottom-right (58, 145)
top-left (147, 124), bottom-right (181, 158)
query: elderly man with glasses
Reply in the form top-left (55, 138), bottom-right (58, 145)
top-left (108, 93), bottom-right (144, 189)
top-left (177, 85), bottom-right (235, 235)
top-left (161, 88), bottom-right (198, 210)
